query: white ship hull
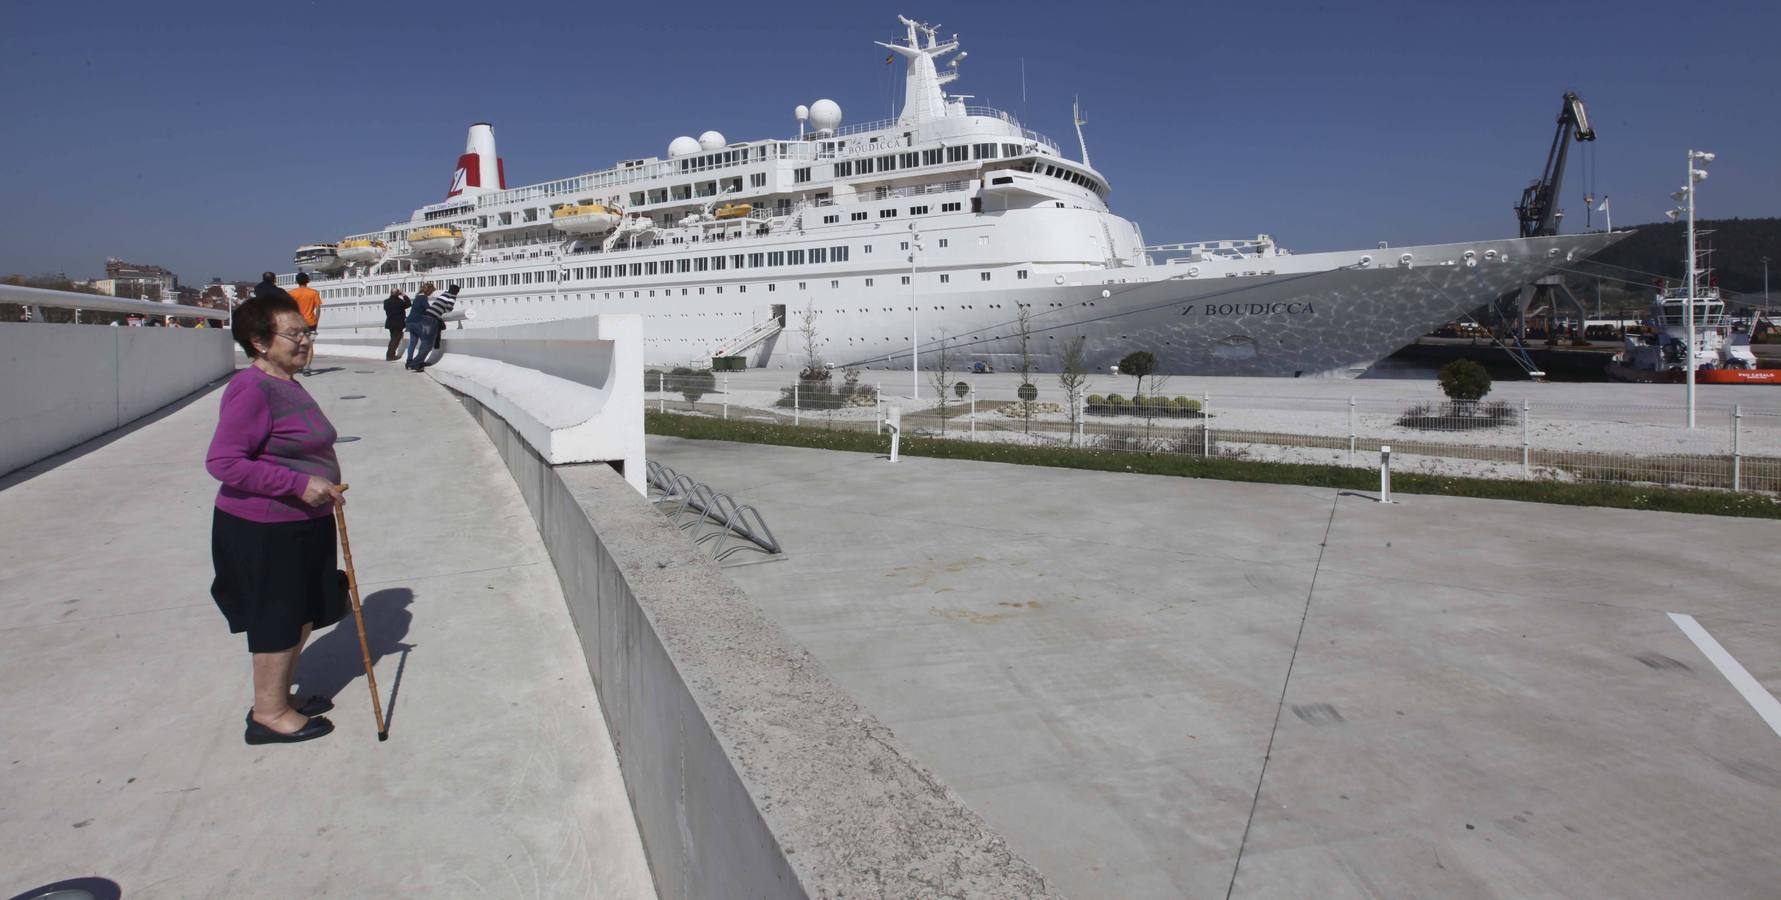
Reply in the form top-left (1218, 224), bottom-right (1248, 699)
top-left (313, 231), bottom-right (1620, 376)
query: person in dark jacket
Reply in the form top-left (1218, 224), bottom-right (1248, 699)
top-left (382, 289), bottom-right (410, 360)
top-left (403, 283), bottom-right (435, 370)
top-left (253, 271), bottom-right (294, 303)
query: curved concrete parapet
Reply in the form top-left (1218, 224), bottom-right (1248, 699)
top-left (318, 315), bottom-right (645, 493)
top-left (459, 397), bottom-right (1059, 899)
top-left (0, 322), bottom-right (235, 477)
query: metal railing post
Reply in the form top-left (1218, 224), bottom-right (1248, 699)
top-left (722, 374), bottom-right (729, 420)
top-left (658, 372), bottom-right (665, 413)
top-left (1521, 399), bottom-right (1531, 478)
top-left (793, 380), bottom-right (800, 426)
top-left (876, 382), bottom-right (883, 435)
top-left (1202, 393), bottom-right (1212, 457)
top-left (1347, 396), bottom-right (1356, 464)
top-left (1076, 397), bottom-right (1085, 445)
top-left (969, 387), bottom-right (976, 441)
top-left (1732, 404), bottom-right (1743, 491)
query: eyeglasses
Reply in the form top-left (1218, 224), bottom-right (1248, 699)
top-left (273, 330), bottom-right (315, 343)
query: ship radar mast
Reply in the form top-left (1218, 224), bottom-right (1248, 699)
top-left (876, 15), bottom-right (962, 126)
top-left (1073, 96), bottom-right (1091, 168)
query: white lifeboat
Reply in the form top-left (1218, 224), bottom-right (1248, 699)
top-left (407, 225), bottom-right (465, 256)
top-left (552, 202), bottom-right (623, 235)
top-left (294, 243), bottom-right (344, 273)
top-left (337, 238), bottom-right (386, 264)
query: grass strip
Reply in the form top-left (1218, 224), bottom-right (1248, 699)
top-left (646, 412), bottom-right (1781, 520)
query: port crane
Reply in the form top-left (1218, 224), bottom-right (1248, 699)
top-left (1516, 92), bottom-right (1595, 238)
top-left (1496, 92), bottom-right (1598, 376)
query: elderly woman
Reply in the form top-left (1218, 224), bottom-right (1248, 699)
top-left (206, 292), bottom-right (348, 744)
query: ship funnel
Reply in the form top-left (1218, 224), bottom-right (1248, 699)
top-left (446, 123), bottom-right (506, 199)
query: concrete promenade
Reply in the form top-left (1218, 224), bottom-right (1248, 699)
top-left (650, 436), bottom-right (1781, 899)
top-left (1, 358), bottom-right (653, 899)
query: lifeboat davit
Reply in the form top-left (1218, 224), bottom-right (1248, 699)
top-left (407, 226), bottom-right (464, 256)
top-left (552, 203), bottom-right (623, 235)
top-left (714, 202), bottom-right (753, 220)
top-left (337, 238), bottom-right (386, 265)
top-left (294, 243), bottom-right (344, 273)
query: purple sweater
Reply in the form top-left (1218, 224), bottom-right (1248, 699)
top-left (206, 366), bottom-right (341, 522)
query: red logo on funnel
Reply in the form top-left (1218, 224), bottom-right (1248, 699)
top-left (447, 152), bottom-right (482, 197)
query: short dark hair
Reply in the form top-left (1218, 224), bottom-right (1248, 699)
top-left (295, 272), bottom-right (310, 285)
top-left (261, 271), bottom-right (277, 283)
top-left (446, 284), bottom-right (460, 294)
top-left (232, 293), bottom-right (301, 358)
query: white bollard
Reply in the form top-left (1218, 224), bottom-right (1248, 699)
top-left (722, 373), bottom-right (729, 420)
top-left (793, 381), bottom-right (800, 426)
top-left (1379, 444), bottom-right (1393, 503)
top-left (887, 406), bottom-right (902, 462)
top-left (970, 388), bottom-right (976, 441)
top-left (658, 372), bottom-right (665, 413)
top-left (876, 383), bottom-right (883, 435)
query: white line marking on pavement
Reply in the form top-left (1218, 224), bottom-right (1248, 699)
top-left (1668, 612), bottom-right (1781, 740)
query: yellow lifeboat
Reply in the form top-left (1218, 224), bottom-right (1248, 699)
top-left (336, 238), bottom-right (386, 264)
top-left (714, 202), bottom-right (753, 220)
top-left (551, 202), bottom-right (622, 235)
top-left (407, 225), bottom-right (464, 256)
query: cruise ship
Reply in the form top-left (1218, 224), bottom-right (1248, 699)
top-left (294, 15), bottom-right (1623, 377)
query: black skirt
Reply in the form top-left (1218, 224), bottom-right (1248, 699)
top-left (211, 508), bottom-right (349, 653)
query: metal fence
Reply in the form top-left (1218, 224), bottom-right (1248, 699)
top-left (644, 371), bottom-right (1781, 494)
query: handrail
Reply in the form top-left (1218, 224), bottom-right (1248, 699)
top-left (0, 284), bottom-right (231, 321)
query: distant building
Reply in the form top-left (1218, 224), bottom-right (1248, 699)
top-left (196, 279), bottom-right (249, 311)
top-left (104, 257), bottom-right (178, 302)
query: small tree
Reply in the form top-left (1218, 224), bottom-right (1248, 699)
top-left (1118, 350), bottom-right (1157, 399)
top-left (1057, 336), bottom-right (1090, 445)
top-left (1438, 359), bottom-right (1492, 414)
top-left (927, 331), bottom-right (954, 434)
top-left (674, 368), bottom-right (716, 408)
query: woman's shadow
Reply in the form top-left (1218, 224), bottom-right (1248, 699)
top-left (297, 587), bottom-right (415, 734)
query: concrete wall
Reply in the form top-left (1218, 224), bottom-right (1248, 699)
top-left (456, 394), bottom-right (1057, 900)
top-left (0, 323), bottom-right (236, 476)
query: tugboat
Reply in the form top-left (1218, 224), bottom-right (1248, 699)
top-left (1607, 286), bottom-right (1779, 384)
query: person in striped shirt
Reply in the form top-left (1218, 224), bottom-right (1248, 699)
top-left (406, 284), bottom-right (458, 372)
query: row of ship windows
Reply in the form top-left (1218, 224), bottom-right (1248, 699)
top-left (336, 269), bottom-right (1031, 303)
top-left (833, 143), bottom-right (1020, 177)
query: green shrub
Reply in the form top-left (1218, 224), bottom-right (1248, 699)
top-left (1175, 396), bottom-right (1201, 413)
top-left (1438, 359), bottom-right (1492, 403)
top-left (1087, 394), bottom-right (1106, 408)
top-left (1106, 393), bottom-right (1126, 406)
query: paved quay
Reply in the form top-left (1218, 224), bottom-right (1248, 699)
top-left (1, 357), bottom-right (653, 899)
top-left (650, 435), bottom-right (1781, 899)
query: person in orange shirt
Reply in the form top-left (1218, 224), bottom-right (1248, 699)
top-left (288, 273), bottom-right (322, 375)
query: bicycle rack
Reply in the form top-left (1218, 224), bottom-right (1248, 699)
top-left (645, 463), bottom-right (783, 561)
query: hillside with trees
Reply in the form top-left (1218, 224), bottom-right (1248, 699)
top-left (1563, 217), bottom-right (1780, 315)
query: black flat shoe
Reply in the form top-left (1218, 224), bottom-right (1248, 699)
top-left (293, 694), bottom-right (333, 716)
top-left (244, 710), bottom-right (334, 745)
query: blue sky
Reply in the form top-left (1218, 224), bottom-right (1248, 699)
top-left (2, 0), bottom-right (1776, 283)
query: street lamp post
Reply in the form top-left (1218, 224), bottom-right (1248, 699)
top-left (1763, 255), bottom-right (1771, 320)
top-left (908, 222), bottom-right (921, 401)
top-left (1669, 149), bottom-right (1715, 429)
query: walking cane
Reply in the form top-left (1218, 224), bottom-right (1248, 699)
top-left (333, 485), bottom-right (388, 741)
